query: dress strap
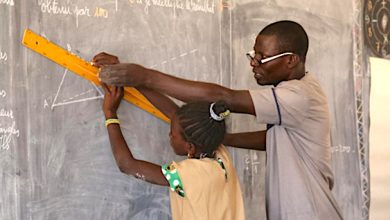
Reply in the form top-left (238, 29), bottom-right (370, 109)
top-left (162, 163), bottom-right (185, 197)
top-left (216, 158), bottom-right (228, 181)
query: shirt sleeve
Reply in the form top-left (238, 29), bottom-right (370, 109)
top-left (249, 87), bottom-right (280, 125)
top-left (249, 83), bottom-right (309, 128)
top-left (161, 161), bottom-right (185, 197)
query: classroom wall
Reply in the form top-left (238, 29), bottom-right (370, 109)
top-left (369, 57), bottom-right (390, 220)
top-left (0, 1), bottom-right (369, 219)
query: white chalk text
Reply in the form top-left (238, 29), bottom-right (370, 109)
top-left (0, 0), bottom-right (14, 6)
top-left (0, 108), bottom-right (14, 119)
top-left (0, 121), bottom-right (20, 151)
top-left (331, 145), bottom-right (353, 153)
top-left (0, 90), bottom-right (6, 98)
top-left (37, 0), bottom-right (108, 27)
top-left (0, 49), bottom-right (7, 62)
top-left (128, 0), bottom-right (215, 15)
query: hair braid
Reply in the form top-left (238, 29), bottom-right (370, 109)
top-left (176, 100), bottom-right (230, 157)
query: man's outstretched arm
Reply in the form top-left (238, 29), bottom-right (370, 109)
top-left (94, 53), bottom-right (255, 115)
top-left (223, 131), bottom-right (266, 151)
top-left (144, 68), bottom-right (255, 115)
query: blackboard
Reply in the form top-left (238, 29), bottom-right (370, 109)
top-left (1, 1), bottom-right (368, 219)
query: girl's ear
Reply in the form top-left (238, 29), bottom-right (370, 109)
top-left (186, 142), bottom-right (197, 158)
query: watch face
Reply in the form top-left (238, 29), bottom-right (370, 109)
top-left (364, 0), bottom-right (390, 58)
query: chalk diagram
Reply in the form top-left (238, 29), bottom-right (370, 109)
top-left (50, 69), bottom-right (103, 110)
top-left (45, 0), bottom-right (214, 110)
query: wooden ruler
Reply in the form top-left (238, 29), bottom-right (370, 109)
top-left (22, 29), bottom-right (169, 123)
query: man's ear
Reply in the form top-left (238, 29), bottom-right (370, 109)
top-left (287, 54), bottom-right (300, 69)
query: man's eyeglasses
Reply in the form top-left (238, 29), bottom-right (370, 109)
top-left (246, 50), bottom-right (294, 66)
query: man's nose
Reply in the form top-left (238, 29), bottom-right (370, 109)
top-left (250, 58), bottom-right (258, 67)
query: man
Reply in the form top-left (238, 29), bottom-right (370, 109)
top-left (94, 20), bottom-right (343, 220)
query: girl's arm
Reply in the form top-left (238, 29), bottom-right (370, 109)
top-left (102, 83), bottom-right (169, 186)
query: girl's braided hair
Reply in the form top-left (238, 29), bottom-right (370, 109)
top-left (176, 100), bottom-right (230, 156)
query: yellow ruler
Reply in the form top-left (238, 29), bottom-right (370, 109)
top-left (22, 29), bottom-right (169, 123)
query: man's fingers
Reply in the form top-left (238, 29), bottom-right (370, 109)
top-left (98, 65), bottom-right (129, 87)
top-left (100, 78), bottom-right (120, 86)
top-left (98, 67), bottom-right (109, 81)
top-left (100, 77), bottom-right (122, 86)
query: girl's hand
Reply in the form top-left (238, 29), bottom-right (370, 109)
top-left (102, 83), bottom-right (124, 118)
top-left (92, 52), bottom-right (120, 68)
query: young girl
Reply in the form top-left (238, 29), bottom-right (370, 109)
top-left (101, 84), bottom-right (245, 220)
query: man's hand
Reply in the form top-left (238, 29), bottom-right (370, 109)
top-left (102, 83), bottom-right (124, 119)
top-left (99, 63), bottom-right (148, 87)
top-left (92, 52), bottom-right (148, 87)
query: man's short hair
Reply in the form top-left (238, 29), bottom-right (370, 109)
top-left (259, 20), bottom-right (309, 61)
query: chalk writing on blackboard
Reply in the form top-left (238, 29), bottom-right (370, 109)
top-left (38, 0), bottom-right (72, 15)
top-left (0, 48), bottom-right (7, 62)
top-left (0, 108), bottom-right (14, 119)
top-left (0, 121), bottom-right (20, 151)
top-left (128, 0), bottom-right (215, 15)
top-left (243, 154), bottom-right (253, 199)
top-left (37, 0), bottom-right (109, 27)
top-left (0, 90), bottom-right (20, 151)
top-left (244, 152), bottom-right (260, 174)
top-left (0, 0), bottom-right (14, 6)
top-left (94, 7), bottom-right (108, 18)
top-left (331, 145), bottom-right (353, 153)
